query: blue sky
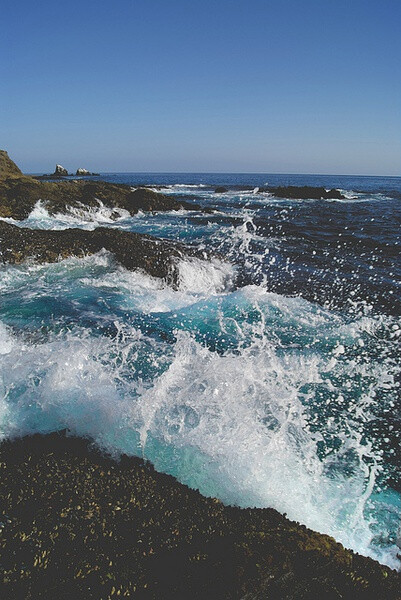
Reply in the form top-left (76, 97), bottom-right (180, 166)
top-left (2, 0), bottom-right (400, 174)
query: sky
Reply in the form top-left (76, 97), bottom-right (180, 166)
top-left (1, 0), bottom-right (400, 175)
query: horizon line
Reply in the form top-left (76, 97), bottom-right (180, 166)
top-left (27, 170), bottom-right (401, 179)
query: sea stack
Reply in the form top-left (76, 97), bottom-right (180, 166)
top-left (54, 164), bottom-right (69, 176)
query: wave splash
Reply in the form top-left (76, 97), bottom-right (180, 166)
top-left (0, 259), bottom-right (399, 568)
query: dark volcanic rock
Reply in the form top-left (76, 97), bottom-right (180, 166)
top-left (265, 186), bottom-right (346, 200)
top-left (0, 179), bottom-right (207, 220)
top-left (126, 187), bottom-right (199, 213)
top-left (0, 221), bottom-right (190, 283)
top-left (0, 432), bottom-right (399, 599)
top-left (215, 187), bottom-right (228, 193)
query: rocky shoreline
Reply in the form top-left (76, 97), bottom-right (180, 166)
top-left (0, 151), bottom-right (208, 221)
top-left (1, 150), bottom-right (399, 598)
top-left (0, 432), bottom-right (399, 599)
top-left (0, 221), bottom-right (199, 285)
top-left (0, 151), bottom-right (348, 223)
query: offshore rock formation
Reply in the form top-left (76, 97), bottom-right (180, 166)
top-left (0, 221), bottom-right (193, 283)
top-left (76, 168), bottom-right (100, 176)
top-left (0, 432), bottom-right (399, 599)
top-left (54, 164), bottom-right (69, 176)
top-left (263, 186), bottom-right (346, 200)
top-left (0, 151), bottom-right (204, 220)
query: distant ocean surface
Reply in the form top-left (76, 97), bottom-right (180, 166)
top-left (1, 173), bottom-right (400, 568)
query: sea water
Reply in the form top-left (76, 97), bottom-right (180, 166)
top-left (0, 173), bottom-right (400, 569)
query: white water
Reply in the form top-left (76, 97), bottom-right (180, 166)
top-left (0, 187), bottom-right (400, 570)
top-left (0, 253), bottom-right (399, 569)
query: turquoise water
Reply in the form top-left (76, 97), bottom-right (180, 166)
top-left (0, 174), bottom-right (400, 568)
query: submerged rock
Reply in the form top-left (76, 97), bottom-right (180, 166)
top-left (215, 186), bottom-right (228, 193)
top-left (0, 432), bottom-right (399, 599)
top-left (0, 221), bottom-right (191, 283)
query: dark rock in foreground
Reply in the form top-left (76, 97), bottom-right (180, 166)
top-left (0, 432), bottom-right (399, 599)
top-left (0, 221), bottom-right (191, 283)
top-left (264, 186), bottom-right (346, 200)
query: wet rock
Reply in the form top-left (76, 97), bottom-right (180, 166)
top-left (215, 187), bottom-right (228, 193)
top-left (127, 187), bottom-right (196, 213)
top-left (54, 164), bottom-right (69, 176)
top-left (263, 186), bottom-right (346, 200)
top-left (0, 432), bottom-right (399, 599)
top-left (0, 151), bottom-right (213, 220)
top-left (0, 152), bottom-right (210, 219)
top-left (0, 177), bottom-right (206, 220)
top-left (0, 177), bottom-right (126, 220)
top-left (0, 221), bottom-right (191, 283)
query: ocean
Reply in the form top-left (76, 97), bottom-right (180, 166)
top-left (0, 172), bottom-right (400, 569)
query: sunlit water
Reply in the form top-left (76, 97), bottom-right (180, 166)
top-left (1, 173), bottom-right (400, 568)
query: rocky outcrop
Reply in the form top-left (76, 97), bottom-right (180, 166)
top-left (0, 221), bottom-right (194, 283)
top-left (76, 168), bottom-right (100, 176)
top-left (263, 186), bottom-right (346, 200)
top-left (54, 164), bottom-right (69, 176)
top-left (0, 432), bottom-right (399, 599)
top-left (215, 187), bottom-right (228, 193)
top-left (0, 150), bottom-right (23, 179)
top-left (0, 180), bottom-right (204, 220)
top-left (0, 152), bottom-right (207, 220)
top-left (127, 187), bottom-right (208, 213)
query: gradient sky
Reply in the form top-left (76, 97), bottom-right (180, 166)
top-left (1, 0), bottom-right (400, 174)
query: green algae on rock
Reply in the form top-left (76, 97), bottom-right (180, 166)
top-left (0, 432), bottom-right (399, 599)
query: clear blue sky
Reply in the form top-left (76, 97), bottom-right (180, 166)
top-left (1, 0), bottom-right (400, 175)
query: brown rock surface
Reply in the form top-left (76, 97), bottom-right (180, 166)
top-left (0, 432), bottom-right (399, 599)
top-left (0, 221), bottom-right (193, 283)
top-left (0, 152), bottom-right (206, 220)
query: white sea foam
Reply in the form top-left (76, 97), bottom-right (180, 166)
top-left (0, 277), bottom-right (399, 568)
top-left (0, 195), bottom-right (399, 570)
top-left (175, 256), bottom-right (236, 295)
top-left (18, 200), bottom-right (130, 230)
top-left (80, 259), bottom-right (233, 313)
